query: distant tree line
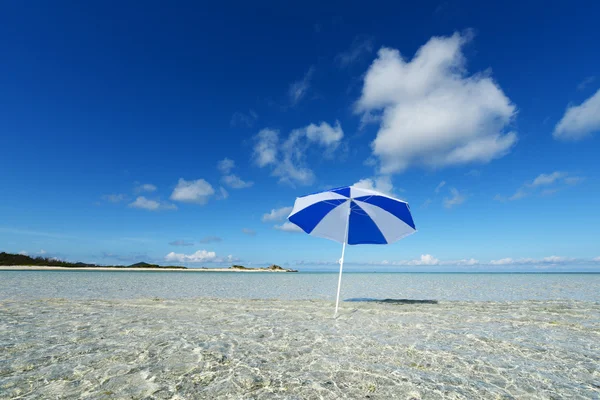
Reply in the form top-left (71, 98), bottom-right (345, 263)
top-left (0, 252), bottom-right (187, 269)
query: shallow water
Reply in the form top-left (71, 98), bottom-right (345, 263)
top-left (1, 298), bottom-right (599, 399)
top-left (1, 272), bottom-right (599, 398)
top-left (1, 271), bottom-right (600, 302)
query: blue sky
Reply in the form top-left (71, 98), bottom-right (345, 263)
top-left (1, 1), bottom-right (600, 271)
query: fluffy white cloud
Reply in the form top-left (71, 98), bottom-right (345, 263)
top-left (554, 89), bottom-right (600, 140)
top-left (253, 122), bottom-right (344, 186)
top-left (222, 174), bottom-right (254, 189)
top-left (594, 257), bottom-right (600, 262)
top-left (170, 179), bottom-right (215, 205)
top-left (409, 254), bottom-right (440, 265)
top-left (356, 32), bottom-right (517, 174)
top-left (353, 176), bottom-right (394, 196)
top-left (129, 196), bottom-right (177, 211)
top-left (443, 188), bottom-right (466, 208)
top-left (289, 67), bottom-right (314, 105)
top-left (165, 250), bottom-right (217, 263)
top-left (304, 121), bottom-right (344, 149)
top-left (497, 171), bottom-right (584, 201)
top-left (134, 183), bottom-right (157, 193)
top-left (274, 222), bottom-right (303, 232)
top-left (253, 129), bottom-right (279, 167)
top-left (217, 158), bottom-right (235, 174)
top-left (262, 206), bottom-right (293, 222)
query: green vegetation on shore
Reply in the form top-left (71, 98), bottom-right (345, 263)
top-left (0, 252), bottom-right (298, 272)
top-left (0, 252), bottom-right (186, 269)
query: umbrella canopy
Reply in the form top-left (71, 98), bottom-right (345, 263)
top-left (287, 185), bottom-right (417, 315)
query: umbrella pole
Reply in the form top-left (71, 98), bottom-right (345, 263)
top-left (334, 207), bottom-right (350, 317)
top-left (334, 241), bottom-right (346, 317)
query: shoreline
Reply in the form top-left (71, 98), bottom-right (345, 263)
top-left (0, 265), bottom-right (295, 272)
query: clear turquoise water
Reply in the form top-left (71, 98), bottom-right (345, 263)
top-left (1, 271), bottom-right (599, 398)
top-left (1, 271), bottom-right (599, 302)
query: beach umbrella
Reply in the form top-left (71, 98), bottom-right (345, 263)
top-left (287, 186), bottom-right (416, 315)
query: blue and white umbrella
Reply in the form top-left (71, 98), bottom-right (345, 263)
top-left (288, 185), bottom-right (416, 315)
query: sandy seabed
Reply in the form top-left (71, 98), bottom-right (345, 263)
top-left (1, 298), bottom-right (599, 399)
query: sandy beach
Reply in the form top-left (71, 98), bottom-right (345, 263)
top-left (1, 297), bottom-right (599, 399)
top-left (0, 266), bottom-right (293, 273)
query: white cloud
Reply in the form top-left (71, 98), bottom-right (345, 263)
top-left (490, 256), bottom-right (573, 266)
top-left (170, 178), bottom-right (215, 205)
top-left (356, 32), bottom-right (517, 174)
top-left (499, 171), bottom-right (584, 201)
top-left (374, 255), bottom-right (441, 266)
top-left (577, 76), bottom-right (595, 91)
top-left (253, 129), bottom-right (279, 167)
top-left (230, 110), bottom-right (258, 127)
top-left (165, 250), bottom-right (218, 263)
top-left (289, 67), bottom-right (314, 105)
top-left (222, 174), bottom-right (254, 189)
top-left (443, 188), bottom-right (466, 208)
top-left (542, 256), bottom-right (568, 263)
top-left (490, 257), bottom-right (514, 265)
top-left (217, 158), bottom-right (235, 174)
top-left (262, 206), bottom-right (293, 222)
top-left (134, 183), bottom-right (157, 193)
top-left (508, 189), bottom-right (528, 201)
top-left (323, 255), bottom-right (599, 268)
top-left (242, 228), bottom-right (256, 236)
top-left (336, 36), bottom-right (374, 67)
top-left (353, 176), bottom-right (394, 196)
top-left (102, 194), bottom-right (126, 203)
top-left (448, 258), bottom-right (479, 266)
top-left (532, 172), bottom-right (567, 186)
top-left (554, 89), bottom-right (600, 140)
top-left (253, 122), bottom-right (344, 186)
top-left (274, 222), bottom-right (303, 232)
top-left (304, 121), bottom-right (344, 149)
top-left (129, 196), bottom-right (177, 211)
top-left (18, 250), bottom-right (28, 255)
top-left (218, 186), bottom-right (229, 200)
top-left (434, 181), bottom-right (446, 193)
top-left (409, 254), bottom-right (440, 265)
top-left (271, 159), bottom-right (315, 186)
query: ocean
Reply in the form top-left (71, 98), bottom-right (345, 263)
top-left (1, 271), bottom-right (599, 399)
top-left (1, 270), bottom-right (599, 302)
